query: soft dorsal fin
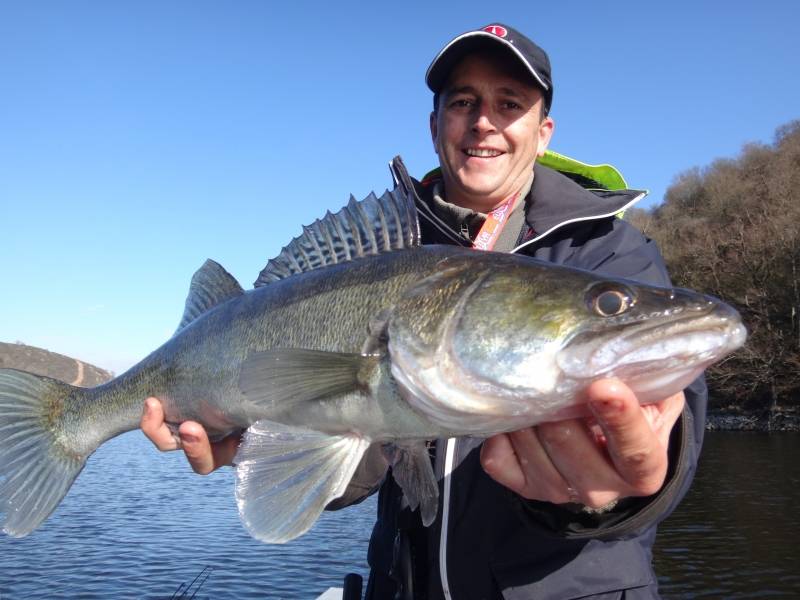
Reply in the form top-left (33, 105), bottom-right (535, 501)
top-left (253, 185), bottom-right (420, 287)
top-left (176, 259), bottom-right (244, 333)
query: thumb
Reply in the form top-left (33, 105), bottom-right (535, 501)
top-left (587, 379), bottom-right (666, 496)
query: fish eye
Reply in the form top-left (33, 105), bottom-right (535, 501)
top-left (588, 285), bottom-right (634, 317)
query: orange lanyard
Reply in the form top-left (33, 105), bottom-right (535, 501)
top-left (472, 192), bottom-right (520, 251)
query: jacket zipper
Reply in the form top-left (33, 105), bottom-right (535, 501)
top-left (439, 438), bottom-right (457, 599)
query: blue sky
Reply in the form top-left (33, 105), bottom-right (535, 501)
top-left (1, 1), bottom-right (798, 373)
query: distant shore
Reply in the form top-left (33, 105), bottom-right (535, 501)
top-left (0, 341), bottom-right (113, 387)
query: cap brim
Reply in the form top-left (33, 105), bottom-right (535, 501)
top-left (425, 31), bottom-right (549, 93)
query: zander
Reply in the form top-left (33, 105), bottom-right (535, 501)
top-left (0, 184), bottom-right (746, 543)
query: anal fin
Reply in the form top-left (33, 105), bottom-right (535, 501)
top-left (234, 419), bottom-right (370, 543)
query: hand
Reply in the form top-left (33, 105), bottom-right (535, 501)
top-left (140, 398), bottom-right (241, 475)
top-left (480, 379), bottom-right (685, 508)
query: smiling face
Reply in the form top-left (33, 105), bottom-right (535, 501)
top-left (430, 51), bottom-right (554, 213)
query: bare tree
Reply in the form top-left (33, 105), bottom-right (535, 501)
top-left (627, 120), bottom-right (800, 412)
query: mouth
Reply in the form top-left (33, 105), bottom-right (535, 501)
top-left (558, 305), bottom-right (747, 381)
top-left (606, 312), bottom-right (743, 367)
top-left (463, 148), bottom-right (504, 158)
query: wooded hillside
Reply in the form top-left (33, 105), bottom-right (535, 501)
top-left (627, 121), bottom-right (800, 413)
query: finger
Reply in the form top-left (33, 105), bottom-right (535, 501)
top-left (535, 418), bottom-right (623, 507)
top-left (587, 379), bottom-right (667, 496)
top-left (141, 398), bottom-right (181, 451)
top-left (178, 422), bottom-right (216, 475)
top-left (645, 392), bottom-right (686, 448)
top-left (179, 424), bottom-right (241, 475)
top-left (482, 429), bottom-right (575, 504)
top-left (508, 426), bottom-right (578, 503)
top-left (480, 433), bottom-right (527, 492)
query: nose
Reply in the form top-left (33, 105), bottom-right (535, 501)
top-left (471, 104), bottom-right (496, 135)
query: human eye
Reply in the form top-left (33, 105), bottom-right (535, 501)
top-left (447, 96), bottom-right (475, 109)
top-left (500, 100), bottom-right (523, 110)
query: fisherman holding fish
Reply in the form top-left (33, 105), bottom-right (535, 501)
top-left (139, 23), bottom-right (706, 600)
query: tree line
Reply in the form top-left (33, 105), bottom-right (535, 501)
top-left (626, 120), bottom-right (800, 414)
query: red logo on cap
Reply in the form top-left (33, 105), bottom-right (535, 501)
top-left (482, 25), bottom-right (508, 38)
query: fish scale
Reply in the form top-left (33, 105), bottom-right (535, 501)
top-left (0, 185), bottom-right (746, 543)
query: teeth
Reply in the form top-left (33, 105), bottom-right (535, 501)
top-left (465, 148), bottom-right (502, 157)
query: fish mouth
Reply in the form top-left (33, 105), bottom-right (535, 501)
top-left (557, 299), bottom-right (746, 399)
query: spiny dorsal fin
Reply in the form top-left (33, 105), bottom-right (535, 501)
top-left (176, 259), bottom-right (244, 334)
top-left (253, 185), bottom-right (420, 287)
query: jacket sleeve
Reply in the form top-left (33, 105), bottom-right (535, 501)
top-left (516, 218), bottom-right (708, 540)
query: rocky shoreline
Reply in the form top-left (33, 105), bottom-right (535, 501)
top-left (705, 409), bottom-right (800, 432)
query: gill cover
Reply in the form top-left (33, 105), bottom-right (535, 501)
top-left (385, 253), bottom-right (599, 432)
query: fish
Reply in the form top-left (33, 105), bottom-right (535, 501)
top-left (0, 182), bottom-right (746, 544)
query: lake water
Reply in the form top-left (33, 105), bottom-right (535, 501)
top-left (1, 431), bottom-right (798, 598)
top-left (653, 432), bottom-right (800, 598)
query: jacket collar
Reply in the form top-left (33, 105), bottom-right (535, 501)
top-left (388, 156), bottom-right (647, 252)
top-left (515, 162), bottom-right (647, 252)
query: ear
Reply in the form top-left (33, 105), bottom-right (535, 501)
top-left (430, 111), bottom-right (439, 154)
top-left (536, 116), bottom-right (555, 158)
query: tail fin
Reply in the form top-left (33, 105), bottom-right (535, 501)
top-left (0, 369), bottom-right (88, 537)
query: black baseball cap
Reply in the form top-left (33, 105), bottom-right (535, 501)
top-left (425, 23), bottom-right (553, 114)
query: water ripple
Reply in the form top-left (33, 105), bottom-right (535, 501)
top-left (2, 431), bottom-right (799, 598)
top-left (0, 432), bottom-right (373, 599)
top-left (654, 432), bottom-right (800, 598)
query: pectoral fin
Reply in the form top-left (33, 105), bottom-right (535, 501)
top-left (234, 419), bottom-right (370, 543)
top-left (387, 442), bottom-right (439, 527)
top-left (239, 349), bottom-right (379, 411)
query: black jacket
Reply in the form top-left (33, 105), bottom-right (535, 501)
top-left (359, 157), bottom-right (707, 600)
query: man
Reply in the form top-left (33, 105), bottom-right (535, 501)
top-left (142, 23), bottom-right (704, 599)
